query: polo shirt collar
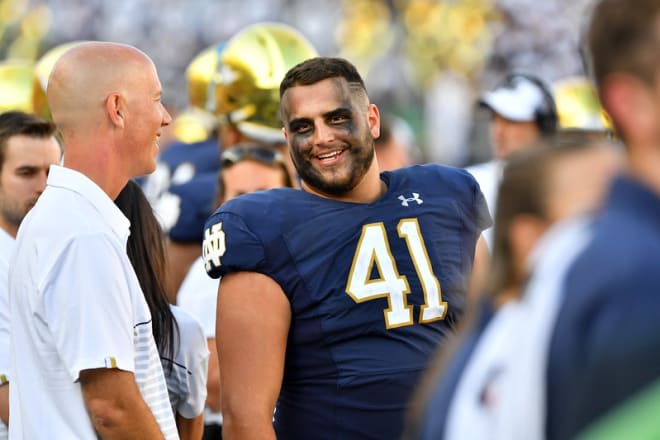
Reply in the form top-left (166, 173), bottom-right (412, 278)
top-left (46, 165), bottom-right (130, 241)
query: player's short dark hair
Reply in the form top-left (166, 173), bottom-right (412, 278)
top-left (588, 0), bottom-right (660, 86)
top-left (279, 57), bottom-right (367, 98)
top-left (0, 111), bottom-right (57, 169)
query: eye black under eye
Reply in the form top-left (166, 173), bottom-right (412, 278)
top-left (290, 122), bottom-right (311, 133)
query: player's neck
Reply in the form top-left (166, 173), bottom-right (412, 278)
top-left (627, 146), bottom-right (660, 196)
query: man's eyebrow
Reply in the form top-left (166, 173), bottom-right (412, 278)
top-left (15, 165), bottom-right (39, 173)
top-left (287, 107), bottom-right (353, 128)
top-left (287, 116), bottom-right (311, 128)
top-left (324, 107), bottom-right (352, 118)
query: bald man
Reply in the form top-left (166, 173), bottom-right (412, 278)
top-left (8, 42), bottom-right (178, 439)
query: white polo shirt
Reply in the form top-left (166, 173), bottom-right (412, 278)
top-left (9, 165), bottom-right (178, 439)
top-left (0, 227), bottom-right (13, 439)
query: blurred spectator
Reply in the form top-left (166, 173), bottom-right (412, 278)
top-left (0, 111), bottom-right (61, 438)
top-left (546, 0), bottom-right (660, 437)
top-left (466, 72), bottom-right (558, 249)
top-left (375, 114), bottom-right (419, 171)
top-left (405, 132), bottom-right (624, 440)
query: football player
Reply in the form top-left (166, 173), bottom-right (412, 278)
top-left (203, 57), bottom-right (491, 439)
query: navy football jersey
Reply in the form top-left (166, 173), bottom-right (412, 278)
top-left (141, 138), bottom-right (220, 241)
top-left (202, 163), bottom-right (491, 439)
top-left (142, 138), bottom-right (220, 204)
top-left (164, 172), bottom-right (218, 242)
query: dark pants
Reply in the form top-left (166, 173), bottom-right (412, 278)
top-left (202, 423), bottom-right (222, 440)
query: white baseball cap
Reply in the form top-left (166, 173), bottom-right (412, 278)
top-left (479, 74), bottom-right (548, 122)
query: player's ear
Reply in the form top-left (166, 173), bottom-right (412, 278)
top-left (106, 93), bottom-right (125, 128)
top-left (368, 103), bottom-right (380, 139)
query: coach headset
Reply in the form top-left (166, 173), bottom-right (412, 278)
top-left (486, 72), bottom-right (559, 136)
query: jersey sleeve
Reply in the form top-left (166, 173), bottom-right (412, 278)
top-left (202, 208), bottom-right (266, 279)
top-left (451, 166), bottom-right (493, 233)
top-left (471, 177), bottom-right (493, 232)
top-left (42, 234), bottom-right (137, 382)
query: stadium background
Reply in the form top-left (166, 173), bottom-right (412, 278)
top-left (0, 0), bottom-right (597, 165)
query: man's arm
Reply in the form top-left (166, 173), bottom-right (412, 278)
top-left (216, 271), bottom-right (291, 440)
top-left (175, 412), bottom-right (204, 440)
top-left (80, 368), bottom-right (164, 439)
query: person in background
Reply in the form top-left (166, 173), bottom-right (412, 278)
top-left (140, 44), bottom-right (224, 304)
top-left (202, 56), bottom-right (490, 439)
top-left (0, 111), bottom-right (61, 439)
top-left (545, 0), bottom-right (660, 437)
top-left (374, 114), bottom-right (419, 172)
top-left (115, 180), bottom-right (209, 440)
top-left (176, 144), bottom-right (294, 439)
top-left (142, 23), bottom-right (318, 307)
top-left (467, 72), bottom-right (558, 248)
top-left (8, 41), bottom-right (177, 438)
top-left (404, 132), bottom-right (624, 440)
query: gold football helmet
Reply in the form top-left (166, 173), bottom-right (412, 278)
top-left (186, 42), bottom-right (225, 112)
top-left (0, 60), bottom-right (35, 113)
top-left (208, 22), bottom-right (318, 143)
top-left (552, 76), bottom-right (613, 132)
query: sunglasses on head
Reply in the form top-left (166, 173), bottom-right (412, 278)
top-left (221, 144), bottom-right (284, 168)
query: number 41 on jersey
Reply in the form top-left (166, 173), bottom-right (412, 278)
top-left (346, 218), bottom-right (447, 329)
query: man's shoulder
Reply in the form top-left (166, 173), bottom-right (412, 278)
top-left (216, 187), bottom-right (303, 220)
top-left (552, 212), bottom-right (660, 318)
top-left (386, 163), bottom-right (478, 193)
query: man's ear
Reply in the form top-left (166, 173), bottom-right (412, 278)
top-left (368, 103), bottom-right (380, 139)
top-left (601, 73), bottom-right (655, 145)
top-left (106, 93), bottom-right (125, 128)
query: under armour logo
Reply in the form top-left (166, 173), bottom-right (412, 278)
top-left (202, 222), bottom-right (226, 272)
top-left (398, 193), bottom-right (423, 207)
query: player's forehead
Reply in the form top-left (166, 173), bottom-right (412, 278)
top-left (282, 77), bottom-right (354, 119)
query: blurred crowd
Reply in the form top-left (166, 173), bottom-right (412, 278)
top-left (1, 0), bottom-right (598, 165)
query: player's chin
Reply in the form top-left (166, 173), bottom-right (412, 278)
top-left (318, 173), bottom-right (357, 195)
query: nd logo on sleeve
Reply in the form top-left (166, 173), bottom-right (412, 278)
top-left (203, 222), bottom-right (226, 271)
